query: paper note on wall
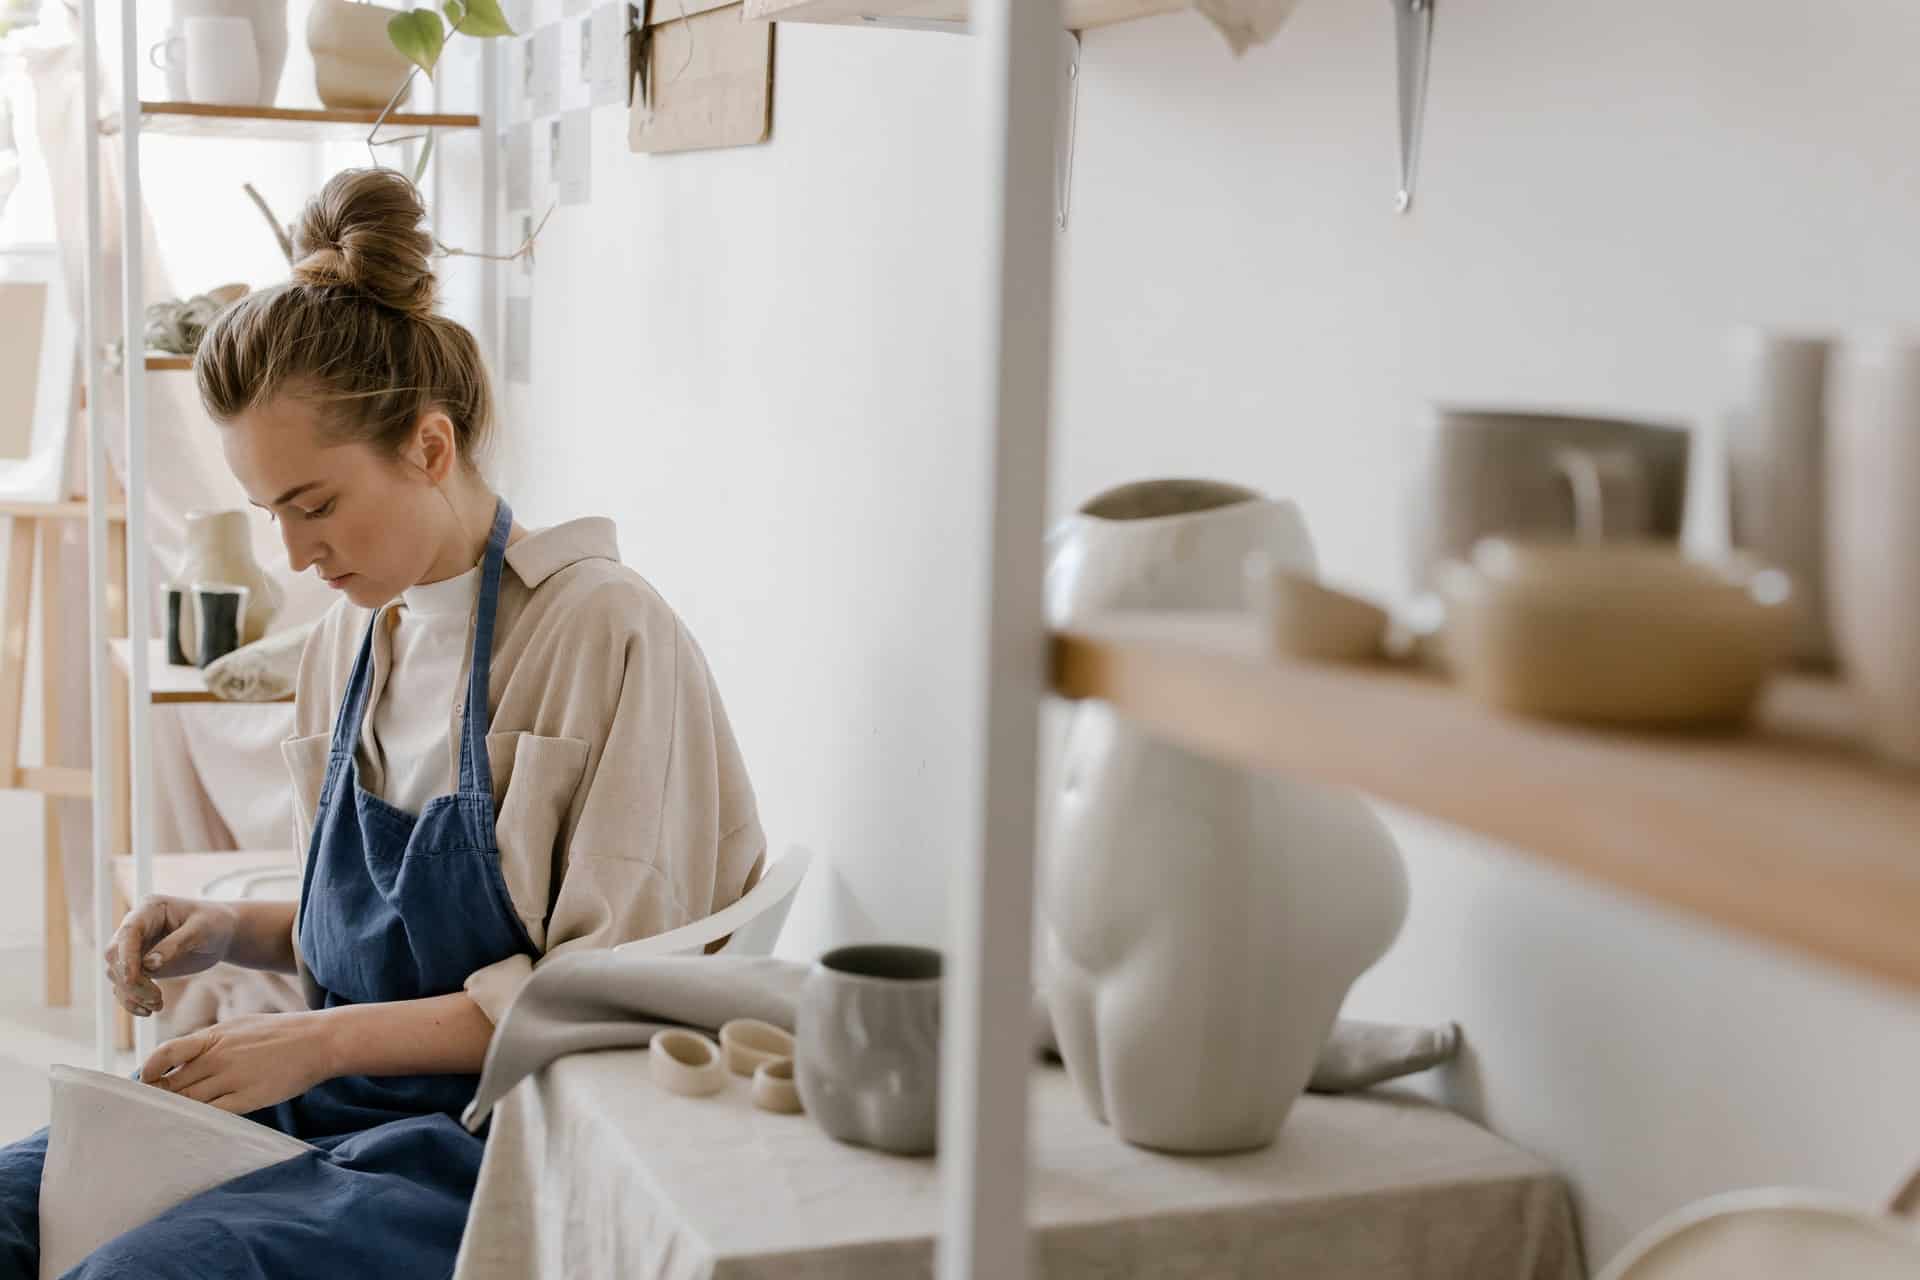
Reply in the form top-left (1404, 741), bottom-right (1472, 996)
top-left (629, 3), bottom-right (772, 155)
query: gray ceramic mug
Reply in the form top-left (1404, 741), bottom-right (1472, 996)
top-left (795, 944), bottom-right (942, 1156)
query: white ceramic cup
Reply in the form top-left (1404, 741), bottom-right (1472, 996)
top-left (183, 17), bottom-right (260, 107)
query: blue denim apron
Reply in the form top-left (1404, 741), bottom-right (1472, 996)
top-left (0, 500), bottom-right (538, 1280)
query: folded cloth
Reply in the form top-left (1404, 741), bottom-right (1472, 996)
top-left (202, 621), bottom-right (316, 702)
top-left (463, 951), bottom-right (1461, 1132)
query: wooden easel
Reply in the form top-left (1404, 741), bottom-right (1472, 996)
top-left (0, 477), bottom-right (127, 1013)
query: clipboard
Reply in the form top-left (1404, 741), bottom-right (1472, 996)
top-left (629, 1), bottom-right (774, 154)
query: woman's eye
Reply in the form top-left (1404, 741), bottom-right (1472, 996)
top-left (303, 499), bottom-right (336, 520)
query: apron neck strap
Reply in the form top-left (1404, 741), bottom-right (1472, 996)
top-left (457, 498), bottom-right (515, 798)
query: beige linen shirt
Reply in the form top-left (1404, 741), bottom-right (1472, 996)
top-left (281, 517), bottom-right (767, 1024)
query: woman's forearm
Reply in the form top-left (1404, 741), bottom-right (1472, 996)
top-left (227, 900), bottom-right (299, 973)
top-left (319, 991), bottom-right (495, 1079)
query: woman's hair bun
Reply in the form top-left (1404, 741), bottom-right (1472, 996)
top-left (289, 167), bottom-right (437, 318)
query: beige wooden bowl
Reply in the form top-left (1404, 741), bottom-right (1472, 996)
top-left (649, 1030), bottom-right (726, 1098)
top-left (1248, 567), bottom-right (1390, 663)
top-left (1440, 539), bottom-right (1796, 729)
top-left (719, 1018), bottom-right (794, 1079)
top-left (751, 1058), bottom-right (804, 1115)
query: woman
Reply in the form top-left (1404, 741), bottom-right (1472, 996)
top-left (0, 167), bottom-right (765, 1278)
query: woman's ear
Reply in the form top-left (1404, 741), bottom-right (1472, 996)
top-left (402, 411), bottom-right (460, 485)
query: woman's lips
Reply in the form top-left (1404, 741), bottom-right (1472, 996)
top-left (322, 572), bottom-right (355, 589)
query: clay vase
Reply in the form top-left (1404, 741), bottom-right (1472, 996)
top-left (1043, 479), bottom-right (1409, 1154)
top-left (175, 509), bottom-right (282, 655)
top-left (1724, 329), bottom-right (1834, 666)
top-left (162, 0), bottom-right (288, 105)
top-left (1826, 337), bottom-right (1920, 769)
top-left (306, 0), bottom-right (414, 111)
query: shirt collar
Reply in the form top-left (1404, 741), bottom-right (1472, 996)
top-left (504, 516), bottom-right (622, 589)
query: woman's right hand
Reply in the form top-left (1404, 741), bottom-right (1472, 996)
top-left (104, 896), bottom-right (239, 1018)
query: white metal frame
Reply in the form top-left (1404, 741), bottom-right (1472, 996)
top-left (939, 2), bottom-right (1061, 1277)
top-left (78, 0), bottom-right (500, 1069)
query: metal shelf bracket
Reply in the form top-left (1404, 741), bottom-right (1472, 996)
top-left (1391, 0), bottom-right (1433, 214)
top-left (1056, 30), bottom-right (1080, 230)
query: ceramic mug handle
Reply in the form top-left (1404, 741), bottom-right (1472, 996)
top-left (1552, 446), bottom-right (1650, 543)
top-left (148, 35), bottom-right (184, 71)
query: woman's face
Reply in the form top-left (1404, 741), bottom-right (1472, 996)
top-left (221, 397), bottom-right (447, 609)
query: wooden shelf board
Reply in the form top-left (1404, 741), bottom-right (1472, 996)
top-left (0, 500), bottom-right (127, 521)
top-left (109, 637), bottom-right (290, 704)
top-left (112, 850), bottom-right (298, 906)
top-left (1052, 613), bottom-right (1920, 994)
top-left (137, 101), bottom-right (482, 141)
top-left (744, 0), bottom-right (1186, 30)
top-left (144, 354), bottom-right (192, 371)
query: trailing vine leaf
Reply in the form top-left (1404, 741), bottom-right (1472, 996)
top-left (443, 0), bottom-right (466, 25)
top-left (454, 0), bottom-right (515, 38)
top-left (388, 8), bottom-right (446, 77)
top-left (412, 130), bottom-right (436, 184)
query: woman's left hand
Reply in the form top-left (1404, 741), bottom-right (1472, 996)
top-left (138, 1012), bottom-right (337, 1115)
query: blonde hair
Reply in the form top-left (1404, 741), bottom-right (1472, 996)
top-left (195, 167), bottom-right (493, 466)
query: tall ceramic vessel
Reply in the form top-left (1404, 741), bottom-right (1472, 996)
top-left (176, 509), bottom-right (283, 652)
top-left (1043, 479), bottom-right (1408, 1154)
top-left (1724, 329), bottom-right (1833, 666)
top-left (1826, 337), bottom-right (1920, 768)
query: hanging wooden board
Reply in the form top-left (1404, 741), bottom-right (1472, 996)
top-left (629, 3), bottom-right (774, 154)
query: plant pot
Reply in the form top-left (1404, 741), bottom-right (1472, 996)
top-left (306, 0), bottom-right (413, 111)
top-left (1043, 479), bottom-right (1408, 1154)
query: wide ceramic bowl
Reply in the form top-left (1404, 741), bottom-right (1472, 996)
top-left (1440, 539), bottom-right (1796, 728)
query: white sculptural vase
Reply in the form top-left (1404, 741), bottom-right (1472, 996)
top-left (1043, 479), bottom-right (1409, 1154)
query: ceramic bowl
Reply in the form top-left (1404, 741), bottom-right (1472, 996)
top-left (719, 1019), bottom-right (794, 1078)
top-left (1440, 539), bottom-right (1796, 728)
top-left (751, 1058), bottom-right (804, 1115)
top-left (1248, 566), bottom-right (1389, 663)
top-left (649, 1029), bottom-right (726, 1098)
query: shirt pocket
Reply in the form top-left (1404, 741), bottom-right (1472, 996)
top-left (281, 731), bottom-right (334, 851)
top-left (484, 731), bottom-right (591, 950)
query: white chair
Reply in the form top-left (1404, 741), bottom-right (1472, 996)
top-left (612, 845), bottom-right (813, 958)
top-left (1598, 1167), bottom-right (1920, 1280)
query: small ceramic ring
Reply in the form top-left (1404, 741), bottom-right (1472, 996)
top-left (719, 1018), bottom-right (795, 1078)
top-left (751, 1057), bottom-right (804, 1115)
top-left (650, 1029), bottom-right (726, 1097)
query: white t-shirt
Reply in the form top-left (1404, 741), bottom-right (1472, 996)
top-left (361, 564), bottom-right (481, 815)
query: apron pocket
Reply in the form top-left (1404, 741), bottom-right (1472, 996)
top-left (484, 731), bottom-right (590, 949)
top-left (282, 731), bottom-right (335, 846)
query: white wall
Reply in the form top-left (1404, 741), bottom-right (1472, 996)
top-left (496, 0), bottom-right (1920, 1266)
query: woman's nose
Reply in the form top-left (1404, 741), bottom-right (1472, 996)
top-left (282, 523), bottom-right (320, 574)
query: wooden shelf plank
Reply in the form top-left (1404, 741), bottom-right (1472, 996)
top-left (144, 354), bottom-right (192, 371)
top-left (0, 500), bottom-right (127, 520)
top-left (109, 637), bottom-right (291, 704)
top-left (112, 851), bottom-right (298, 906)
top-left (137, 101), bottom-right (482, 141)
top-left (744, 0), bottom-right (1186, 29)
top-left (1052, 613), bottom-right (1920, 994)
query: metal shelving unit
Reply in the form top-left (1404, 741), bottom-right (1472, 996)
top-left (76, 0), bottom-right (502, 1067)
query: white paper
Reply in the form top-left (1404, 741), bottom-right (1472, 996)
top-left (39, 1066), bottom-right (316, 1279)
top-left (558, 110), bottom-right (592, 205)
